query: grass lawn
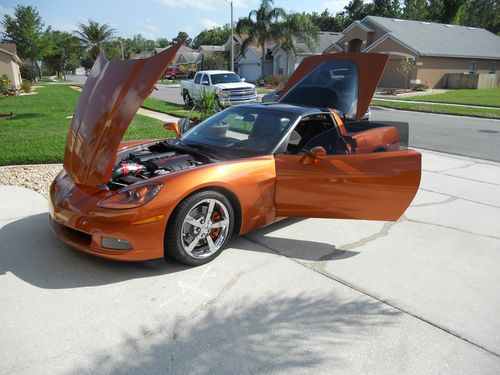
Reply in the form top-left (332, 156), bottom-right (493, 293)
top-left (142, 97), bottom-right (203, 119)
top-left (257, 87), bottom-right (275, 94)
top-left (396, 88), bottom-right (500, 107)
top-left (158, 78), bottom-right (181, 85)
top-left (371, 98), bottom-right (500, 119)
top-left (0, 85), bottom-right (168, 166)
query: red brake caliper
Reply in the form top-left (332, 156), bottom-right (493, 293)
top-left (210, 211), bottom-right (221, 239)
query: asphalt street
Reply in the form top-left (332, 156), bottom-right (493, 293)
top-left (66, 76), bottom-right (500, 162)
top-left (1, 149), bottom-right (499, 374)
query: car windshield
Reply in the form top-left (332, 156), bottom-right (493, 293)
top-left (210, 73), bottom-right (242, 84)
top-left (180, 107), bottom-right (298, 158)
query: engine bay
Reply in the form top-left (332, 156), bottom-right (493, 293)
top-left (108, 141), bottom-right (208, 189)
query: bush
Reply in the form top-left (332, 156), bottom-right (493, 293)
top-left (0, 74), bottom-right (10, 95)
top-left (264, 74), bottom-right (288, 87)
top-left (381, 88), bottom-right (397, 95)
top-left (20, 63), bottom-right (39, 82)
top-left (21, 80), bottom-right (32, 93)
top-left (412, 84), bottom-right (428, 91)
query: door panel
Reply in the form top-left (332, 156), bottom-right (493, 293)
top-left (275, 150), bottom-right (421, 221)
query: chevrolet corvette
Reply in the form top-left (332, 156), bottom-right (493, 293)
top-left (49, 41), bottom-right (421, 265)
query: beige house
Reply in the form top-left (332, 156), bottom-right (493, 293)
top-left (0, 43), bottom-right (22, 89)
top-left (326, 16), bottom-right (500, 88)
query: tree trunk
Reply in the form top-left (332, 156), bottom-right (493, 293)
top-left (285, 50), bottom-right (290, 76)
top-left (261, 45), bottom-right (265, 79)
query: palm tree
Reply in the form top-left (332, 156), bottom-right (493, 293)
top-left (275, 13), bottom-right (320, 76)
top-left (236, 0), bottom-right (284, 78)
top-left (75, 19), bottom-right (116, 60)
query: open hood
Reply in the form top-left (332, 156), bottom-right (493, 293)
top-left (63, 41), bottom-right (183, 186)
top-left (279, 53), bottom-right (389, 121)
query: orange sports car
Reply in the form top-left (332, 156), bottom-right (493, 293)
top-left (49, 41), bottom-right (421, 266)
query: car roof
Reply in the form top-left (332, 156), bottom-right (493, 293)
top-left (236, 102), bottom-right (328, 116)
top-left (197, 70), bottom-right (235, 75)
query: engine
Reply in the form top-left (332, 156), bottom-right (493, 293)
top-left (111, 150), bottom-right (202, 186)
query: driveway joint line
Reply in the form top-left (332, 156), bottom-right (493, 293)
top-left (419, 188), bottom-right (500, 209)
top-left (243, 235), bottom-right (500, 359)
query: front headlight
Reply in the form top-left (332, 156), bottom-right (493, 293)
top-left (98, 183), bottom-right (163, 209)
top-left (219, 90), bottom-right (229, 98)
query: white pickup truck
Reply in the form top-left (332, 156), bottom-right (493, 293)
top-left (180, 70), bottom-right (257, 107)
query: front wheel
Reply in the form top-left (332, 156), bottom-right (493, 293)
top-left (165, 191), bottom-right (234, 266)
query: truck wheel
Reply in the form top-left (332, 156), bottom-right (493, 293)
top-left (183, 92), bottom-right (193, 106)
top-left (165, 190), bottom-right (234, 266)
top-left (170, 75), bottom-right (176, 81)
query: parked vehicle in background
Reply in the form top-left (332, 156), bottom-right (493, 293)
top-left (262, 86), bottom-right (372, 120)
top-left (181, 70), bottom-right (257, 107)
top-left (163, 66), bottom-right (189, 80)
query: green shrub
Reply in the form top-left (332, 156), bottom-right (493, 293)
top-left (381, 88), bottom-right (397, 95)
top-left (412, 84), bottom-right (428, 91)
top-left (264, 74), bottom-right (288, 87)
top-left (21, 80), bottom-right (32, 93)
top-left (20, 63), bottom-right (38, 81)
top-left (0, 74), bottom-right (10, 95)
top-left (194, 88), bottom-right (221, 121)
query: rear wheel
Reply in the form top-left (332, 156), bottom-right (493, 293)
top-left (183, 91), bottom-right (193, 106)
top-left (165, 191), bottom-right (234, 266)
top-left (170, 74), bottom-right (176, 80)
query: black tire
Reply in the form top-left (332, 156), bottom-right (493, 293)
top-left (183, 91), bottom-right (193, 106)
top-left (165, 190), bottom-right (234, 266)
top-left (170, 75), bottom-right (176, 80)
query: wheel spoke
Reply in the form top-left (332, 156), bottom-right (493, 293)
top-left (186, 232), bottom-right (203, 253)
top-left (206, 235), bottom-right (216, 254)
top-left (205, 199), bottom-right (215, 219)
top-left (210, 219), bottom-right (229, 229)
top-left (185, 215), bottom-right (202, 228)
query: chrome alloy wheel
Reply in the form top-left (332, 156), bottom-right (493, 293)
top-left (180, 198), bottom-right (230, 259)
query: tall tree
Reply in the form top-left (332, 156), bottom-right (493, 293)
top-left (192, 25), bottom-right (231, 49)
top-left (156, 37), bottom-right (170, 48)
top-left (236, 0), bottom-right (285, 78)
top-left (372, 0), bottom-right (402, 18)
top-left (402, 0), bottom-right (430, 21)
top-left (75, 19), bottom-right (116, 60)
top-left (307, 9), bottom-right (345, 32)
top-left (172, 31), bottom-right (191, 46)
top-left (43, 31), bottom-right (81, 79)
top-left (343, 0), bottom-right (371, 25)
top-left (275, 13), bottom-right (320, 75)
top-left (1, 5), bottom-right (45, 68)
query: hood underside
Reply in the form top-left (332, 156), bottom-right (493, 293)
top-left (63, 41), bottom-right (183, 186)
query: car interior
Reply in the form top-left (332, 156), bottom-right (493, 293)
top-left (285, 114), bottom-right (349, 155)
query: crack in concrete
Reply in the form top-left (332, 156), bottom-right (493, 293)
top-left (411, 196), bottom-right (458, 208)
top-left (434, 161), bottom-right (478, 173)
top-left (337, 220), bottom-right (402, 252)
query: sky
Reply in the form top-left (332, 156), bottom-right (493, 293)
top-left (0, 0), bottom-right (350, 41)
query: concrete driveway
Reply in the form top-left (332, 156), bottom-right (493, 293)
top-left (1, 149), bottom-right (499, 374)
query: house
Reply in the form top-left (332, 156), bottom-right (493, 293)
top-left (0, 43), bottom-right (22, 89)
top-left (272, 32), bottom-right (343, 76)
top-left (328, 16), bottom-right (500, 88)
top-left (131, 45), bottom-right (200, 66)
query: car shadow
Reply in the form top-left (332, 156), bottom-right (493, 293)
top-left (0, 213), bottom-right (190, 289)
top-left (0, 214), bottom-right (358, 289)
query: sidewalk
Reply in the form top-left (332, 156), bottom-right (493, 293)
top-left (374, 97), bottom-right (500, 110)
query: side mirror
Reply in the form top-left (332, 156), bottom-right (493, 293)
top-left (241, 77), bottom-right (246, 82)
top-left (300, 146), bottom-right (326, 165)
top-left (202, 80), bottom-right (209, 85)
top-left (163, 122), bottom-right (181, 137)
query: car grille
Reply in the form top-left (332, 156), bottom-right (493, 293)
top-left (60, 223), bottom-right (92, 246)
top-left (224, 88), bottom-right (256, 102)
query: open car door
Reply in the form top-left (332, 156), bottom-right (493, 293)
top-left (275, 53), bottom-right (421, 221)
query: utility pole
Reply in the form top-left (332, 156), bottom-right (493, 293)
top-left (226, 0), bottom-right (234, 71)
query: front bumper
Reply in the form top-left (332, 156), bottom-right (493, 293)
top-left (219, 95), bottom-right (258, 107)
top-left (48, 171), bottom-right (167, 261)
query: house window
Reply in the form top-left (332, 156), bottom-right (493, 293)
top-left (469, 61), bottom-right (476, 73)
top-left (348, 39), bottom-right (362, 52)
top-left (489, 62), bottom-right (496, 74)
